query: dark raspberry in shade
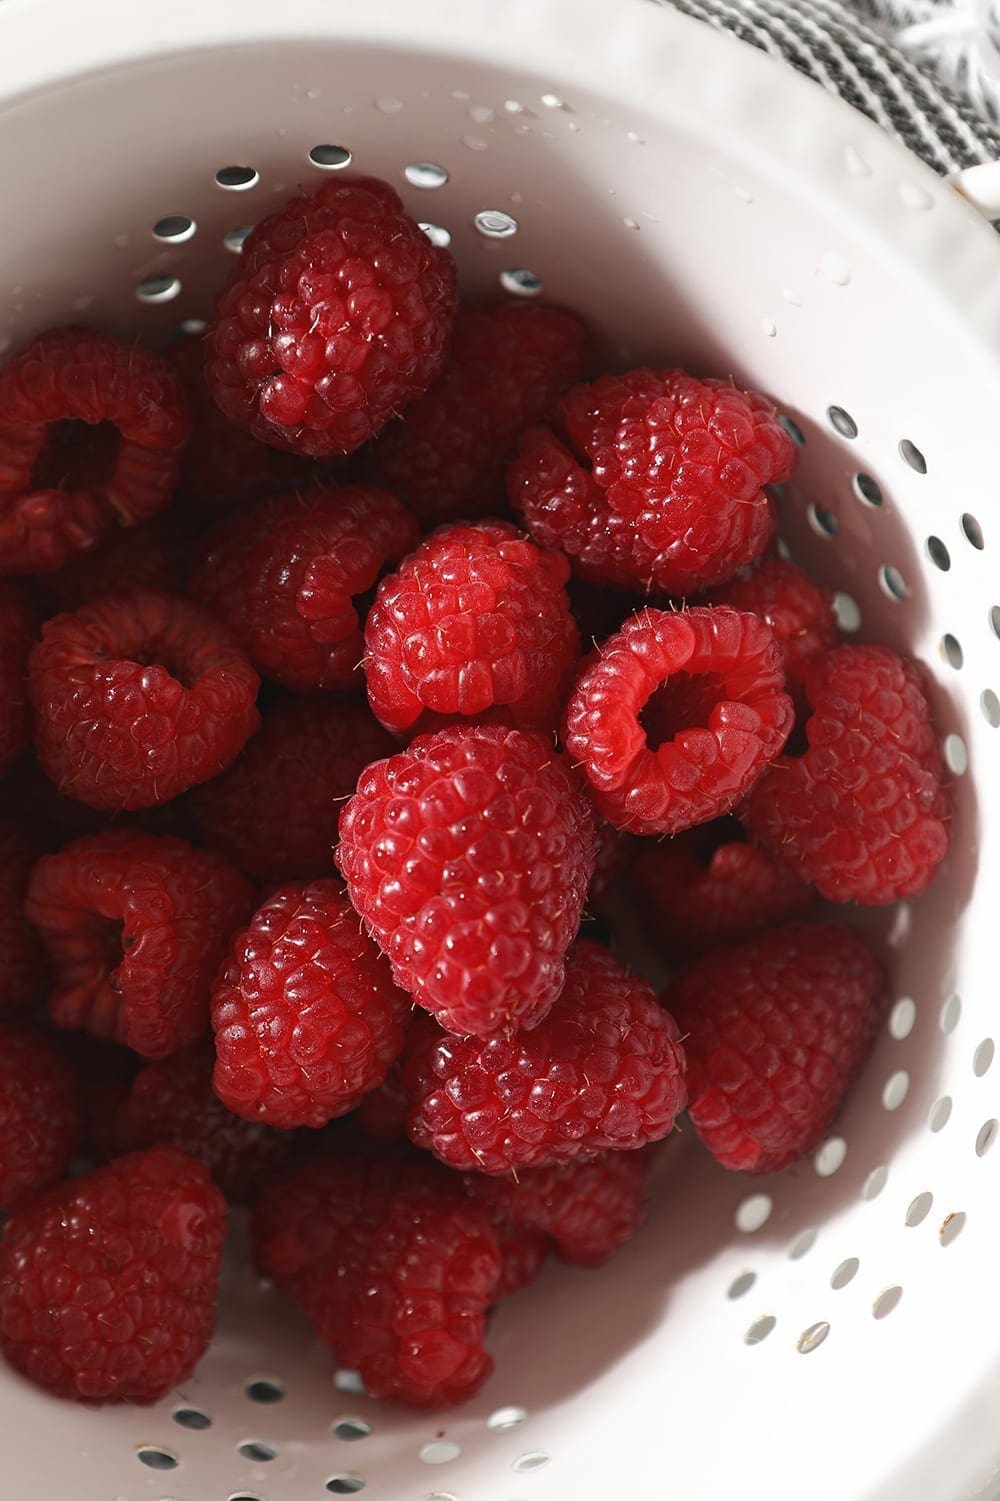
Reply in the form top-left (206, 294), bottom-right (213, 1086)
top-left (52, 1030), bottom-right (140, 1160)
top-left (191, 693), bottom-right (396, 882)
top-left (28, 589), bottom-right (260, 811)
top-left (26, 830), bottom-right (254, 1059)
top-left (109, 1044), bottom-right (298, 1202)
top-left (703, 557), bottom-right (839, 691)
top-left (364, 520), bottom-right (580, 733)
top-left (0, 581), bottom-right (36, 776)
top-left (632, 828), bottom-right (814, 957)
top-left (38, 512), bottom-right (191, 615)
top-left (743, 643), bottom-right (950, 904)
top-left (211, 880), bottom-right (410, 1130)
top-left (0, 327), bottom-right (189, 574)
top-left (206, 175), bottom-right (457, 458)
top-left (190, 484), bottom-right (418, 692)
top-left (370, 300), bottom-right (588, 526)
top-left (337, 724), bottom-right (596, 1037)
top-left (465, 1148), bottom-right (654, 1267)
top-left (0, 1022), bottom-right (81, 1212)
top-left (563, 606), bottom-right (793, 836)
top-left (0, 1145), bottom-right (226, 1402)
top-left (403, 938), bottom-right (687, 1173)
top-left (0, 821), bottom-right (46, 1015)
top-left (356, 1058), bottom-right (410, 1144)
top-left (588, 816), bottom-right (631, 909)
top-left (667, 922), bottom-right (884, 1173)
top-left (492, 1224), bottom-right (550, 1299)
top-left (508, 368), bottom-right (795, 595)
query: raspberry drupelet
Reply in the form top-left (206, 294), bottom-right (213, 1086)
top-left (206, 175), bottom-right (458, 457)
top-left (508, 367), bottom-right (796, 595)
top-left (563, 606), bottom-right (793, 836)
top-left (364, 520), bottom-right (580, 733)
top-left (0, 581), bottom-right (36, 776)
top-left (337, 724), bottom-right (597, 1037)
top-left (0, 1022), bottom-right (82, 1213)
top-left (0, 327), bottom-right (190, 574)
top-left (28, 590), bottom-right (261, 811)
top-left (190, 484), bottom-right (419, 692)
top-left (703, 556), bottom-right (839, 692)
top-left (26, 830), bottom-right (254, 1058)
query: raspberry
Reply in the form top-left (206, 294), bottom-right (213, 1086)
top-left (3, 751), bottom-right (195, 848)
top-left (28, 590), bottom-right (261, 810)
top-left (0, 581), bottom-right (35, 776)
top-left (632, 827), bottom-right (814, 957)
top-left (39, 512), bottom-right (191, 615)
top-left (0, 328), bottom-right (189, 574)
top-left (0, 1023), bottom-right (81, 1212)
top-left (191, 484), bottom-right (418, 692)
top-left (508, 368), bottom-right (795, 594)
top-left (370, 301), bottom-right (588, 526)
top-left (169, 333), bottom-right (314, 513)
top-left (192, 693), bottom-right (396, 882)
top-left (0, 821), bottom-right (46, 1015)
top-left (563, 607), bottom-right (793, 836)
top-left (253, 1154), bottom-right (500, 1407)
top-left (356, 1058), bottom-right (409, 1143)
top-left (465, 1149), bottom-right (653, 1267)
top-left (109, 1044), bottom-right (297, 1202)
top-left (211, 880), bottom-right (410, 1129)
top-left (403, 938), bottom-right (687, 1173)
top-left (26, 830), bottom-right (254, 1058)
top-left (743, 644), bottom-right (950, 904)
top-left (589, 817), bottom-right (631, 909)
top-left (337, 724), bottom-right (596, 1036)
top-left (667, 923), bottom-right (884, 1173)
top-left (492, 1224), bottom-right (550, 1298)
top-left (206, 176), bottom-right (457, 458)
top-left (364, 521), bottom-right (580, 733)
top-left (703, 557), bottom-right (838, 691)
top-left (0, 1145), bottom-right (225, 1402)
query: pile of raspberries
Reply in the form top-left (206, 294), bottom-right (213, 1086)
top-left (0, 173), bottom-right (950, 1410)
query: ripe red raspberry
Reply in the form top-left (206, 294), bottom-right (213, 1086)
top-left (0, 581), bottom-right (35, 776)
top-left (508, 368), bottom-right (795, 594)
top-left (192, 693), bottom-right (396, 882)
top-left (632, 827), bottom-right (814, 957)
top-left (403, 938), bottom-right (687, 1173)
top-left (0, 327), bottom-right (189, 574)
top-left (0, 1023), bottom-right (81, 1212)
top-left (206, 175), bottom-right (457, 458)
top-left (743, 644), bottom-right (950, 904)
top-left (364, 521), bottom-right (580, 733)
top-left (370, 301), bottom-right (588, 526)
top-left (38, 512), bottom-right (191, 615)
top-left (356, 1058), bottom-right (409, 1144)
top-left (26, 831), bottom-right (254, 1058)
top-left (0, 821), bottom-right (46, 1015)
top-left (108, 1044), bottom-right (297, 1202)
top-left (564, 606), bottom-right (793, 836)
top-left (337, 724), bottom-right (596, 1036)
top-left (28, 590), bottom-right (261, 810)
top-left (211, 880), bottom-right (410, 1129)
top-left (191, 484), bottom-right (418, 692)
top-left (465, 1149), bottom-right (653, 1267)
top-left (492, 1224), bottom-right (550, 1298)
top-left (0, 1145), bottom-right (226, 1402)
top-left (169, 333), bottom-right (314, 514)
top-left (668, 923), bottom-right (884, 1173)
top-left (703, 557), bottom-right (838, 691)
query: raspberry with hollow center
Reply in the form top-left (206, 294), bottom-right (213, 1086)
top-left (0, 821), bottom-right (46, 1016)
top-left (563, 606), bottom-right (793, 836)
top-left (0, 1022), bottom-right (82, 1212)
top-left (206, 175), bottom-right (457, 458)
top-left (0, 581), bottom-right (36, 777)
top-left (0, 1145), bottom-right (226, 1403)
top-left (192, 693), bottom-right (396, 882)
top-left (508, 368), bottom-right (795, 594)
top-left (337, 724), bottom-right (596, 1037)
top-left (28, 590), bottom-right (261, 811)
top-left (364, 520), bottom-right (580, 733)
top-left (191, 484), bottom-right (418, 692)
top-left (211, 879), bottom-right (410, 1129)
top-left (743, 643), bottom-right (950, 904)
top-left (667, 922), bottom-right (884, 1173)
top-left (370, 300), bottom-right (588, 526)
top-left (703, 557), bottom-right (839, 692)
top-left (26, 830), bottom-right (254, 1058)
top-left (0, 327), bottom-right (189, 574)
top-left (403, 938), bottom-right (687, 1173)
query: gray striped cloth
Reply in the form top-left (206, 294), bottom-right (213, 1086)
top-left (659, 0), bottom-right (1000, 173)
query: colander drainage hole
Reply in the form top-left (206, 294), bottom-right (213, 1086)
top-left (172, 1406), bottom-right (212, 1429)
top-left (216, 165), bottom-right (259, 190)
top-left (419, 1440), bottom-right (461, 1464)
top-left (333, 1419), bottom-right (372, 1441)
top-left (727, 1271), bottom-right (756, 1299)
top-left (229, 1494), bottom-right (267, 1501)
top-left (404, 162), bottom-right (449, 189)
top-left (474, 209), bottom-right (518, 238)
top-left (246, 1379), bottom-right (284, 1403)
top-left (152, 214), bottom-right (196, 243)
top-left (735, 1192), bottom-right (772, 1231)
top-left (879, 565), bottom-right (907, 601)
top-left (326, 1477), bottom-right (366, 1494)
top-left (796, 1321), bottom-right (830, 1354)
top-left (334, 1369), bottom-right (365, 1395)
top-left (940, 1211), bottom-right (966, 1246)
top-left (808, 502), bottom-right (838, 537)
top-left (814, 1137), bottom-right (846, 1176)
top-left (309, 144), bottom-right (352, 169)
top-left (889, 997), bottom-right (916, 1040)
top-left (940, 634), bottom-right (964, 670)
top-left (487, 1406), bottom-right (528, 1430)
top-left (944, 733), bottom-right (968, 774)
top-left (853, 473), bottom-right (882, 507)
top-left (905, 1192), bottom-right (933, 1227)
top-left (873, 1285), bottom-right (903, 1319)
top-left (929, 1096), bottom-right (952, 1133)
top-left (976, 1118), bottom-right (998, 1156)
top-left (419, 223), bottom-right (452, 248)
top-left (926, 536), bottom-right (950, 571)
top-left (981, 689), bottom-right (1000, 728)
top-left (789, 1227), bottom-right (817, 1260)
top-left (238, 1441), bottom-right (277, 1463)
top-left (833, 592), bottom-right (861, 633)
top-left (939, 994), bottom-right (962, 1034)
top-left (991, 605), bottom-right (1000, 641)
top-left (135, 274), bottom-right (182, 304)
top-left (899, 438), bottom-right (927, 473)
top-left (499, 268), bottom-right (543, 297)
top-left (224, 226), bottom-right (253, 254)
top-left (778, 414), bottom-right (805, 446)
top-left (882, 1070), bottom-right (909, 1111)
top-left (512, 1452), bottom-right (550, 1473)
top-left (962, 512), bottom-right (985, 549)
top-left (827, 405), bottom-right (857, 439)
top-left (863, 1165), bottom-right (889, 1200)
top-left (744, 1315), bottom-right (776, 1345)
top-left (831, 1257), bottom-right (859, 1290)
top-left (973, 1038), bottom-right (994, 1078)
top-left (137, 1447), bottom-right (177, 1470)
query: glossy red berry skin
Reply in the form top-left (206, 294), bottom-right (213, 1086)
top-left (0, 1022), bottom-right (82, 1213)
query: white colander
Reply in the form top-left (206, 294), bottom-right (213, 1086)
top-left (2, 0), bottom-right (1000, 1497)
